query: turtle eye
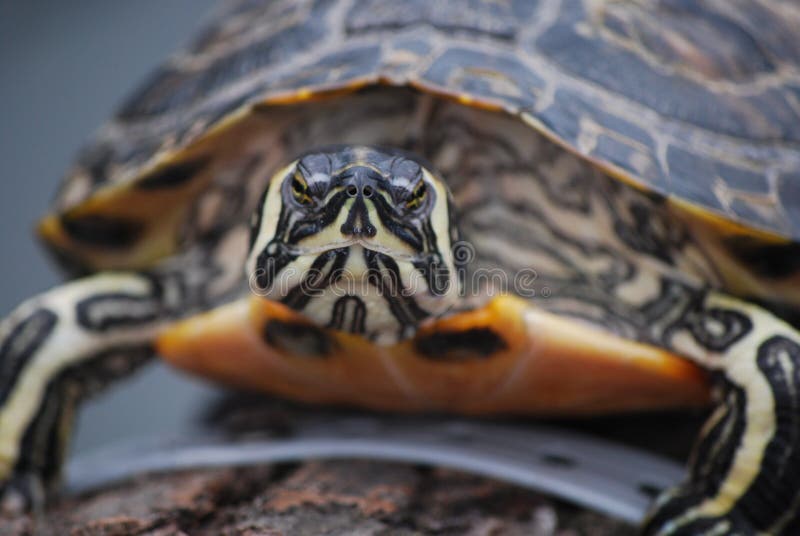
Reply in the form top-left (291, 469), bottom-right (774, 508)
top-left (405, 181), bottom-right (427, 211)
top-left (290, 172), bottom-right (313, 206)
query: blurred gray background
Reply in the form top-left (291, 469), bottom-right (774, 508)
top-left (0, 1), bottom-right (222, 453)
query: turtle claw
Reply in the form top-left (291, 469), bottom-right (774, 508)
top-left (642, 493), bottom-right (760, 536)
top-left (643, 516), bottom-right (757, 536)
top-left (0, 474), bottom-right (46, 518)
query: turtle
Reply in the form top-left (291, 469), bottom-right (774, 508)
top-left (2, 0), bottom-right (800, 533)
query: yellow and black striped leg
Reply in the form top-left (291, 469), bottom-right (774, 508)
top-left (643, 292), bottom-right (800, 535)
top-left (0, 273), bottom-right (168, 514)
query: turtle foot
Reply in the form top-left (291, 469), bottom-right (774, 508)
top-left (642, 492), bottom-right (762, 536)
top-left (0, 472), bottom-right (46, 518)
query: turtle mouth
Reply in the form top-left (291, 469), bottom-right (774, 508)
top-left (284, 239), bottom-right (420, 262)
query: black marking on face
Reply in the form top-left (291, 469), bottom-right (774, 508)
top-left (413, 254), bottom-right (450, 296)
top-left (262, 319), bottom-right (333, 358)
top-left (253, 247), bottom-right (296, 294)
top-left (286, 191), bottom-right (349, 243)
top-left (249, 192), bottom-right (297, 291)
top-left (328, 295), bottom-right (367, 334)
top-left (281, 247), bottom-right (350, 311)
top-left (415, 220), bottom-right (451, 296)
top-left (0, 309), bottom-right (58, 406)
top-left (364, 249), bottom-right (431, 332)
top-left (370, 192), bottom-right (426, 250)
top-left (447, 196), bottom-right (467, 281)
top-left (414, 327), bottom-right (508, 360)
top-left (75, 290), bottom-right (161, 332)
top-left (136, 157), bottom-right (210, 190)
top-left (252, 206), bottom-right (299, 293)
top-left (248, 185), bottom-right (270, 252)
top-left (340, 194), bottom-right (377, 237)
top-left (60, 214), bottom-right (144, 249)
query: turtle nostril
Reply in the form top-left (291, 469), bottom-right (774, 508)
top-left (346, 185), bottom-right (358, 197)
top-left (363, 185), bottom-right (373, 198)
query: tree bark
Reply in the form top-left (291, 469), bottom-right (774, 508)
top-left (4, 460), bottom-right (635, 535)
top-left (3, 394), bottom-right (705, 536)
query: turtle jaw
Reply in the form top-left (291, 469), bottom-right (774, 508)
top-left (250, 241), bottom-right (461, 344)
top-left (282, 238), bottom-right (421, 263)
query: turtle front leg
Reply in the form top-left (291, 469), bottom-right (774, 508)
top-left (0, 272), bottom-right (169, 514)
top-left (643, 291), bottom-right (800, 535)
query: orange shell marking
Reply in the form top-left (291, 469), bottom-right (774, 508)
top-left (157, 295), bottom-right (710, 415)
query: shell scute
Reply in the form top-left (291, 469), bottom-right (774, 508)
top-left (52, 0), bottom-right (800, 246)
top-left (422, 48), bottom-right (546, 112)
top-left (534, 0), bottom-right (800, 142)
top-left (270, 45), bottom-right (384, 91)
top-left (345, 0), bottom-right (538, 41)
top-left (117, 0), bottom-right (335, 121)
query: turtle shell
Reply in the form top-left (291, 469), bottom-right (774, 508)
top-left (44, 0), bottom-right (800, 272)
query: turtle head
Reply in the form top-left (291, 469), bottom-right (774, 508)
top-left (246, 146), bottom-right (463, 344)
